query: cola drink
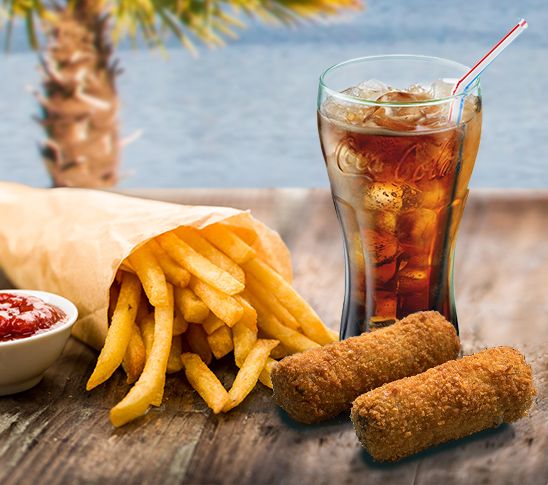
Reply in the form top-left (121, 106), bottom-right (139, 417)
top-left (319, 79), bottom-right (482, 337)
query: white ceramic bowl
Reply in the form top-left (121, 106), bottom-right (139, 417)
top-left (0, 289), bottom-right (78, 396)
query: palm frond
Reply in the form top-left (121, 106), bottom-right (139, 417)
top-left (1, 0), bottom-right (50, 50)
top-left (109, 0), bottom-right (362, 50)
top-left (1, 0), bottom-right (362, 51)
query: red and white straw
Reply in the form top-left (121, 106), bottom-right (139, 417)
top-left (450, 18), bottom-right (528, 122)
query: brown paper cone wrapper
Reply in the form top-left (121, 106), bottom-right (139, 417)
top-left (0, 183), bottom-right (292, 351)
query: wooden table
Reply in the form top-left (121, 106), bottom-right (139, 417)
top-left (0, 189), bottom-right (546, 485)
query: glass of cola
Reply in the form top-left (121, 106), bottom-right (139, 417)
top-left (318, 55), bottom-right (482, 338)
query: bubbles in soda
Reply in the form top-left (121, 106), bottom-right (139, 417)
top-left (319, 79), bottom-right (482, 335)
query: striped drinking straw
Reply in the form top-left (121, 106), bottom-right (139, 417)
top-left (449, 18), bottom-right (528, 123)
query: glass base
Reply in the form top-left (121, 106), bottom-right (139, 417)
top-left (339, 302), bottom-right (459, 339)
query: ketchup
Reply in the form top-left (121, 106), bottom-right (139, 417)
top-left (0, 293), bottom-right (67, 342)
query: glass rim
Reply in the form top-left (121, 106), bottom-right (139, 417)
top-left (319, 54), bottom-right (481, 108)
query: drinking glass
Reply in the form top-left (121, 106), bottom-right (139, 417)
top-left (317, 55), bottom-right (482, 338)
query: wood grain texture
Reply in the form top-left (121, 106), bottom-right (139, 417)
top-left (0, 188), bottom-right (547, 485)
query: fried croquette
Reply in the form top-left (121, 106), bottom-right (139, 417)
top-left (351, 346), bottom-right (536, 462)
top-left (271, 311), bottom-right (460, 423)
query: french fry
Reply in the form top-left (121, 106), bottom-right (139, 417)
top-left (223, 339), bottom-right (279, 411)
top-left (186, 324), bottom-right (212, 365)
top-left (202, 224), bottom-right (292, 282)
top-left (148, 239), bottom-right (191, 288)
top-left (173, 309), bottom-right (189, 335)
top-left (108, 283), bottom-right (120, 322)
top-left (176, 227), bottom-right (245, 284)
top-left (87, 272), bottom-right (141, 390)
top-left (269, 343), bottom-right (291, 360)
top-left (232, 320), bottom-right (258, 368)
top-left (190, 277), bottom-right (243, 327)
top-left (234, 295), bottom-right (257, 330)
top-left (244, 258), bottom-right (335, 345)
top-left (258, 358), bottom-right (277, 389)
top-left (206, 325), bottom-right (234, 359)
top-left (140, 313), bottom-right (154, 358)
top-left (138, 313), bottom-right (166, 407)
top-left (246, 292), bottom-right (320, 354)
top-left (203, 313), bottom-right (225, 335)
top-left (167, 335), bottom-right (184, 374)
top-left (257, 313), bottom-right (319, 354)
top-left (245, 272), bottom-right (300, 330)
top-left (89, 217), bottom-right (340, 425)
top-left (227, 226), bottom-right (259, 248)
top-left (256, 329), bottom-right (289, 359)
top-left (110, 284), bottom-right (174, 427)
top-left (128, 244), bottom-right (169, 307)
top-left (175, 287), bottom-right (209, 323)
top-left (181, 353), bottom-right (229, 414)
top-left (201, 223), bottom-right (257, 264)
top-left (148, 315), bottom-right (171, 407)
top-left (122, 324), bottom-right (146, 384)
top-left (157, 232), bottom-right (244, 295)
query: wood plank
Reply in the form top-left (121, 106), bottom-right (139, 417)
top-left (0, 189), bottom-right (546, 484)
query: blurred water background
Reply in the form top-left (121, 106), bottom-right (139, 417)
top-left (0, 0), bottom-right (546, 188)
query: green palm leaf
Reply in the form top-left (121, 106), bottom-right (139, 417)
top-left (2, 0), bottom-right (362, 50)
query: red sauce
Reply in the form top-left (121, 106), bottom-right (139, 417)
top-left (0, 293), bottom-right (67, 342)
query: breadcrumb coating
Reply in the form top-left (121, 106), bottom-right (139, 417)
top-left (351, 346), bottom-right (536, 462)
top-left (271, 311), bottom-right (460, 423)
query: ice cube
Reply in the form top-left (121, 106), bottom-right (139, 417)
top-left (324, 95), bottom-right (378, 126)
top-left (375, 211), bottom-right (397, 234)
top-left (364, 229), bottom-right (398, 266)
top-left (418, 91), bottom-right (451, 127)
top-left (346, 106), bottom-right (377, 125)
top-left (460, 95), bottom-right (481, 123)
top-left (364, 182), bottom-right (404, 212)
top-left (420, 179), bottom-right (450, 209)
top-left (400, 183), bottom-right (423, 209)
top-left (377, 91), bottom-right (422, 104)
top-left (418, 106), bottom-right (449, 129)
top-left (372, 91), bottom-right (427, 131)
top-left (349, 79), bottom-right (392, 101)
top-left (408, 83), bottom-right (430, 96)
top-left (429, 78), bottom-right (456, 99)
top-left (322, 97), bottom-right (345, 120)
top-left (371, 87), bottom-right (455, 130)
top-left (398, 208), bottom-right (438, 245)
top-left (322, 97), bottom-right (354, 122)
top-left (397, 266), bottom-right (429, 293)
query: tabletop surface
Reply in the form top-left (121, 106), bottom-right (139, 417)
top-left (0, 188), bottom-right (547, 485)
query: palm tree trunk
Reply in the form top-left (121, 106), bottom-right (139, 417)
top-left (38, 3), bottom-right (120, 188)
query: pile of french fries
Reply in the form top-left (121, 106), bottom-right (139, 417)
top-left (86, 223), bottom-right (337, 426)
